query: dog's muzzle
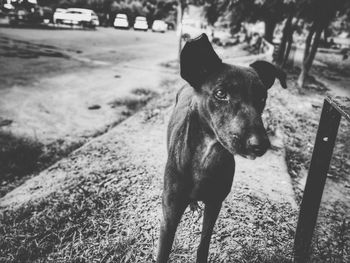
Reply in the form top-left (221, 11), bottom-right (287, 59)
top-left (244, 134), bottom-right (270, 158)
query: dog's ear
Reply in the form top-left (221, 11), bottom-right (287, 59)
top-left (250, 60), bottom-right (287, 89)
top-left (180, 34), bottom-right (223, 89)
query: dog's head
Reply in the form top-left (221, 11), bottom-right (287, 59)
top-left (180, 34), bottom-right (287, 159)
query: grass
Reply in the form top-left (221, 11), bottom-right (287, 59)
top-left (0, 82), bottom-right (173, 262)
top-left (315, 51), bottom-right (350, 78)
top-left (1, 82), bottom-right (347, 262)
top-left (0, 132), bottom-right (43, 183)
top-left (0, 81), bottom-right (300, 263)
top-left (0, 132), bottom-right (84, 197)
top-left (206, 195), bottom-right (297, 263)
top-left (264, 63), bottom-right (350, 262)
top-left (278, 66), bottom-right (349, 197)
top-left (0, 36), bottom-right (68, 59)
top-left (109, 88), bottom-right (158, 113)
top-left (0, 175), bottom-right (122, 263)
top-left (159, 60), bottom-right (179, 71)
top-left (0, 182), bottom-right (298, 263)
top-left (310, 201), bottom-right (350, 262)
top-left (0, 85), bottom-right (164, 197)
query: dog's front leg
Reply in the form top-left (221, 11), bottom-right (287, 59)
top-left (156, 191), bottom-right (188, 263)
top-left (196, 201), bottom-right (222, 263)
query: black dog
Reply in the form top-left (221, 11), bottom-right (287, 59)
top-left (156, 34), bottom-right (287, 263)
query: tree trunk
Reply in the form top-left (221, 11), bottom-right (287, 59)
top-left (275, 15), bottom-right (293, 66)
top-left (323, 29), bottom-right (328, 45)
top-left (177, 0), bottom-right (183, 60)
top-left (282, 33), bottom-right (293, 68)
top-left (304, 28), bottom-right (322, 71)
top-left (297, 25), bottom-right (322, 88)
top-left (302, 24), bottom-right (315, 64)
top-left (264, 18), bottom-right (276, 43)
top-left (297, 25), bottom-right (315, 88)
top-left (282, 18), bottom-right (299, 68)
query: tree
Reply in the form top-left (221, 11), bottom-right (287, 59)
top-left (203, 0), bottom-right (221, 26)
top-left (203, 0), bottom-right (291, 42)
top-left (274, 1), bottom-right (297, 67)
top-left (297, 0), bottom-right (346, 88)
top-left (253, 0), bottom-right (288, 42)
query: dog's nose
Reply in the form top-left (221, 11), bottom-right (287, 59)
top-left (247, 135), bottom-right (270, 156)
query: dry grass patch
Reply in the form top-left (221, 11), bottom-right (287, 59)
top-left (0, 132), bottom-right (84, 197)
top-left (0, 175), bottom-right (122, 263)
top-left (109, 88), bottom-right (158, 113)
top-left (264, 65), bottom-right (350, 262)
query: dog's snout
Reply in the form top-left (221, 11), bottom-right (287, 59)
top-left (247, 135), bottom-right (270, 156)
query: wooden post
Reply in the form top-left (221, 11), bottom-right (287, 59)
top-left (294, 98), bottom-right (342, 263)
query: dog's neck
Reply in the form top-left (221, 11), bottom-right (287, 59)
top-left (188, 99), bottom-right (226, 156)
top-left (171, 94), bottom-right (230, 173)
top-left (188, 99), bottom-right (216, 142)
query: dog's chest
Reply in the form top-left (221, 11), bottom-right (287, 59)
top-left (189, 140), bottom-right (235, 202)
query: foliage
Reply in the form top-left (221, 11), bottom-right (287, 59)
top-left (202, 0), bottom-right (294, 40)
top-left (295, 0), bottom-right (346, 28)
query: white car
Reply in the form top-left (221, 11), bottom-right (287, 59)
top-left (53, 8), bottom-right (99, 27)
top-left (114, 13), bottom-right (129, 29)
top-left (133, 16), bottom-right (148, 31)
top-left (152, 20), bottom-right (167, 33)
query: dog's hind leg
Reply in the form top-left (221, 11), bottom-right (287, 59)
top-left (196, 201), bottom-right (222, 263)
top-left (156, 192), bottom-right (188, 263)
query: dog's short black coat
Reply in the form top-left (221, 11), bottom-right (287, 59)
top-left (156, 34), bottom-right (287, 263)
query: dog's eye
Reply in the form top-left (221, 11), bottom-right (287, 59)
top-left (214, 89), bottom-right (228, 100)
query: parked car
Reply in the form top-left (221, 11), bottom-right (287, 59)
top-left (114, 13), bottom-right (129, 29)
top-left (152, 20), bottom-right (167, 33)
top-left (53, 8), bottom-right (99, 27)
top-left (133, 16), bottom-right (148, 31)
top-left (0, 11), bottom-right (10, 25)
top-left (8, 8), bottom-right (44, 25)
top-left (53, 8), bottom-right (66, 20)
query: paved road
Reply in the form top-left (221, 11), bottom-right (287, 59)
top-left (0, 27), bottom-right (178, 64)
top-left (0, 28), bottom-right (178, 144)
